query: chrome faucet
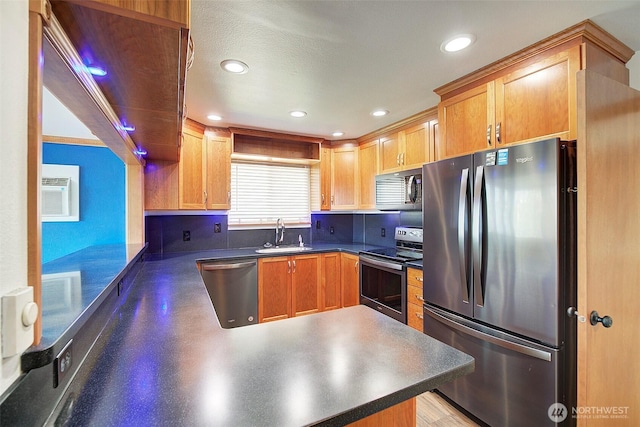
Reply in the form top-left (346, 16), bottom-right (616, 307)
top-left (275, 218), bottom-right (285, 246)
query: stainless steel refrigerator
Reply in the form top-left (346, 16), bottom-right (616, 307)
top-left (422, 138), bottom-right (577, 426)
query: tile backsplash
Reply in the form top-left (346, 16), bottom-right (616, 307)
top-left (145, 211), bottom-right (422, 254)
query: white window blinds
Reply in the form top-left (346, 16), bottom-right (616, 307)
top-left (229, 161), bottom-right (312, 226)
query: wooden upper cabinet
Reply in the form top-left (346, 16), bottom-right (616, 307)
top-left (358, 139), bottom-right (379, 209)
top-left (494, 46), bottom-right (580, 145)
top-left (379, 120), bottom-right (436, 173)
top-left (144, 160), bottom-right (179, 210)
top-left (179, 128), bottom-right (207, 209)
top-left (320, 145), bottom-right (332, 210)
top-left (438, 83), bottom-right (494, 159)
top-left (205, 135), bottom-right (231, 210)
top-left (435, 21), bottom-right (634, 160)
top-left (379, 133), bottom-right (401, 173)
top-left (331, 144), bottom-right (359, 210)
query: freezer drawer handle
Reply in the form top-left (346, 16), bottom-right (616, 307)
top-left (590, 311), bottom-right (613, 328)
top-left (424, 307), bottom-right (552, 362)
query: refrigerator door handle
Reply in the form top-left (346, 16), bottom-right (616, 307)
top-left (472, 165), bottom-right (485, 307)
top-left (424, 306), bottom-right (552, 362)
top-left (458, 168), bottom-right (470, 303)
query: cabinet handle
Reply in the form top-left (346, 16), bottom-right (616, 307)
top-left (496, 122), bottom-right (501, 144)
top-left (414, 275), bottom-right (423, 282)
top-left (396, 153), bottom-right (401, 165)
top-left (227, 191), bottom-right (231, 203)
top-left (415, 295), bottom-right (424, 302)
top-left (288, 260), bottom-right (291, 273)
top-left (401, 152), bottom-right (405, 165)
top-left (204, 190), bottom-right (208, 204)
top-left (486, 125), bottom-right (492, 146)
top-left (415, 312), bottom-right (424, 320)
top-left (355, 261), bottom-right (359, 270)
top-left (293, 260), bottom-right (296, 272)
top-left (331, 195), bottom-right (334, 205)
top-left (321, 194), bottom-right (325, 204)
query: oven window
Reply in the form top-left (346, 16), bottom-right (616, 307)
top-left (361, 264), bottom-right (403, 312)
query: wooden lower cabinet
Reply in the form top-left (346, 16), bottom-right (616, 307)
top-left (259, 252), bottom-right (362, 322)
top-left (407, 267), bottom-right (424, 333)
top-left (258, 254), bottom-right (321, 322)
top-left (258, 257), bottom-right (291, 322)
top-left (347, 397), bottom-right (416, 427)
top-left (322, 252), bottom-right (342, 310)
top-left (341, 252), bottom-right (360, 307)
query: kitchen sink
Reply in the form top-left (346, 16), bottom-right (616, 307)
top-left (255, 246), bottom-right (313, 254)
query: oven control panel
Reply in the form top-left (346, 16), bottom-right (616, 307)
top-left (395, 227), bottom-right (423, 243)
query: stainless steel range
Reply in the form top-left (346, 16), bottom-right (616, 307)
top-left (359, 226), bottom-right (423, 324)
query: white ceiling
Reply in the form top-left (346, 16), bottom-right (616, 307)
top-left (185, 0), bottom-right (640, 141)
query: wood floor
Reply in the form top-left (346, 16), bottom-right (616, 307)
top-left (416, 391), bottom-right (480, 427)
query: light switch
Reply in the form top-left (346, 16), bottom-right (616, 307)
top-left (2, 287), bottom-right (38, 358)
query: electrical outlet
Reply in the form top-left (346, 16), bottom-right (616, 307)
top-left (54, 339), bottom-right (73, 388)
top-left (381, 228), bottom-right (386, 237)
top-left (214, 223), bottom-right (221, 233)
top-left (330, 226), bottom-right (335, 234)
top-left (183, 230), bottom-right (191, 241)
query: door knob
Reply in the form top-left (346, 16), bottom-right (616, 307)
top-left (590, 310), bottom-right (613, 328)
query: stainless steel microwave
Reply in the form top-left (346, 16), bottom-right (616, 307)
top-left (375, 168), bottom-right (422, 210)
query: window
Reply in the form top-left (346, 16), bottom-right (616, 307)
top-left (229, 161), bottom-right (317, 227)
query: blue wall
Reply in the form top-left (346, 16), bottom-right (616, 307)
top-left (42, 143), bottom-right (125, 263)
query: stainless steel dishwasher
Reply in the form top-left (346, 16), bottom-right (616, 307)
top-left (199, 259), bottom-right (258, 328)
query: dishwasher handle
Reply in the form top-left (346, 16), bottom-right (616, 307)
top-left (202, 260), bottom-right (257, 271)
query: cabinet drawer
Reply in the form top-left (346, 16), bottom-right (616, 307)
top-left (407, 283), bottom-right (424, 306)
top-left (407, 268), bottom-right (423, 287)
top-left (407, 302), bottom-right (424, 332)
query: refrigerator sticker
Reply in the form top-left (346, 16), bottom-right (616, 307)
top-left (497, 149), bottom-right (509, 166)
top-left (485, 151), bottom-right (496, 166)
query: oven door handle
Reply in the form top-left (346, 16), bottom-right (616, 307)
top-left (359, 254), bottom-right (404, 271)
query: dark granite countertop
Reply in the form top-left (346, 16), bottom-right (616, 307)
top-left (45, 248), bottom-right (473, 426)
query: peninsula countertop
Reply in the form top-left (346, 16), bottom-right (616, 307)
top-left (39, 248), bottom-right (473, 426)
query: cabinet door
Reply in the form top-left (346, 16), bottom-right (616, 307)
top-left (379, 133), bottom-right (401, 173)
top-left (495, 46), bottom-right (580, 145)
top-left (258, 257), bottom-right (291, 322)
top-left (403, 123), bottom-right (429, 169)
top-left (205, 135), bottom-right (231, 209)
top-left (321, 253), bottom-right (342, 311)
top-left (341, 253), bottom-right (360, 307)
top-left (331, 145), bottom-right (358, 210)
top-left (179, 130), bottom-right (206, 209)
top-left (144, 160), bottom-right (179, 209)
top-left (438, 82), bottom-right (495, 159)
top-left (320, 146), bottom-right (332, 210)
top-left (358, 140), bottom-right (379, 209)
top-left (291, 254), bottom-right (321, 317)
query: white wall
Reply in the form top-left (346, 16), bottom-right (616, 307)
top-left (0, 0), bottom-right (30, 395)
top-left (628, 51), bottom-right (640, 90)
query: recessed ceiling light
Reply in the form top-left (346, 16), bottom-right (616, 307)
top-left (332, 131), bottom-right (345, 137)
top-left (441, 34), bottom-right (476, 53)
top-left (220, 59), bottom-right (249, 74)
top-left (290, 110), bottom-right (307, 118)
top-left (207, 114), bottom-right (222, 121)
top-left (371, 109), bottom-right (389, 117)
